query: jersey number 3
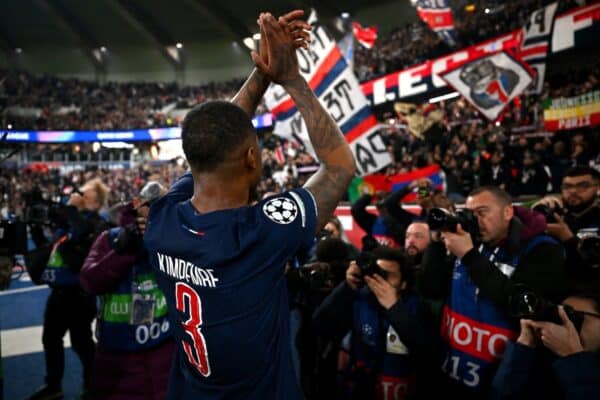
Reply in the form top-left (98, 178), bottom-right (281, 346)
top-left (175, 282), bottom-right (211, 377)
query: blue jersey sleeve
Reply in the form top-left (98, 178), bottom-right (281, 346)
top-left (258, 188), bottom-right (318, 249)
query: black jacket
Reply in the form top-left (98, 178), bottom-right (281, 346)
top-left (420, 206), bottom-right (567, 317)
top-left (313, 282), bottom-right (443, 399)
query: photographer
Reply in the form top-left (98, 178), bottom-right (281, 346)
top-left (290, 238), bottom-right (351, 399)
top-left (80, 182), bottom-right (174, 400)
top-left (26, 178), bottom-right (109, 400)
top-left (420, 186), bottom-right (567, 399)
top-left (404, 221), bottom-right (430, 271)
top-left (313, 247), bottom-right (438, 400)
top-left (493, 291), bottom-right (600, 399)
top-left (532, 166), bottom-right (600, 286)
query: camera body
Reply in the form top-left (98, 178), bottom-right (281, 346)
top-left (509, 285), bottom-right (584, 332)
top-left (0, 220), bottom-right (28, 256)
top-left (356, 252), bottom-right (389, 280)
top-left (577, 229), bottom-right (600, 269)
top-left (298, 262), bottom-right (333, 291)
top-left (532, 204), bottom-right (564, 224)
top-left (427, 207), bottom-right (480, 240)
top-left (417, 186), bottom-right (432, 199)
top-left (23, 189), bottom-right (69, 227)
top-left (112, 203), bottom-right (143, 254)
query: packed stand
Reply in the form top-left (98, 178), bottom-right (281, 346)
top-left (354, 0), bottom-right (589, 81)
top-left (0, 69), bottom-right (245, 130)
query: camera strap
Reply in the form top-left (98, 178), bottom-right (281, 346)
top-left (479, 244), bottom-right (516, 278)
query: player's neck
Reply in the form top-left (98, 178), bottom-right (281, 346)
top-left (190, 172), bottom-right (250, 214)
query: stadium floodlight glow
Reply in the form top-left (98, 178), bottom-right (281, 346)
top-left (243, 37), bottom-right (255, 50)
top-left (341, 12), bottom-right (350, 18)
top-left (428, 92), bottom-right (460, 104)
top-left (176, 42), bottom-right (183, 49)
top-left (484, 8), bottom-right (490, 14)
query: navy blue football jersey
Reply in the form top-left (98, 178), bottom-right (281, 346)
top-left (145, 173), bottom-right (317, 399)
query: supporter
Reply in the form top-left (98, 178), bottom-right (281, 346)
top-left (532, 165), bottom-right (600, 286)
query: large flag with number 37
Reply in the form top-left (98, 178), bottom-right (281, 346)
top-left (264, 11), bottom-right (392, 176)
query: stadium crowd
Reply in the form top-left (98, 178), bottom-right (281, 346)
top-left (1, 0), bottom-right (591, 131)
top-left (0, 4), bottom-right (598, 400)
top-left (355, 0), bottom-right (589, 81)
top-left (2, 59), bottom-right (599, 220)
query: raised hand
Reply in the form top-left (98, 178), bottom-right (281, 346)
top-left (364, 273), bottom-right (399, 310)
top-left (280, 10), bottom-right (311, 49)
top-left (252, 12), bottom-right (304, 84)
top-left (346, 261), bottom-right (362, 290)
top-left (528, 306), bottom-right (584, 357)
top-left (230, 10), bottom-right (310, 115)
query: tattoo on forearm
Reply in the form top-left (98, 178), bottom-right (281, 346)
top-left (286, 78), bottom-right (347, 158)
top-left (311, 165), bottom-right (354, 229)
top-left (231, 69), bottom-right (270, 117)
top-left (285, 77), bottom-right (355, 230)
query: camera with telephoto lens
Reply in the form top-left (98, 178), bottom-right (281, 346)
top-left (356, 251), bottom-right (389, 280)
top-left (112, 203), bottom-right (143, 254)
top-left (532, 204), bottom-right (564, 224)
top-left (298, 238), bottom-right (350, 290)
top-left (427, 207), bottom-right (480, 240)
top-left (298, 262), bottom-right (334, 291)
top-left (23, 189), bottom-right (69, 227)
top-left (509, 284), bottom-right (584, 332)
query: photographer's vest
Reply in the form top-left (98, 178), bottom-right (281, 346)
top-left (96, 227), bottom-right (172, 352)
top-left (350, 288), bottom-right (418, 400)
top-left (41, 233), bottom-right (81, 287)
top-left (440, 234), bottom-right (557, 392)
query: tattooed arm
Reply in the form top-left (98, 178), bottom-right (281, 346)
top-left (284, 78), bottom-right (355, 231)
top-left (230, 69), bottom-right (270, 117)
top-left (254, 13), bottom-right (354, 231)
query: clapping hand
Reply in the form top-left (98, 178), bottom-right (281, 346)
top-left (252, 11), bottom-right (311, 84)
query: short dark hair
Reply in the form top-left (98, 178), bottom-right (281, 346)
top-left (316, 238), bottom-right (350, 264)
top-left (469, 185), bottom-right (512, 207)
top-left (564, 165), bottom-right (600, 183)
top-left (182, 101), bottom-right (255, 172)
top-left (371, 246), bottom-right (412, 286)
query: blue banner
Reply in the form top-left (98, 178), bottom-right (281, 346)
top-left (4, 114), bottom-right (274, 143)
